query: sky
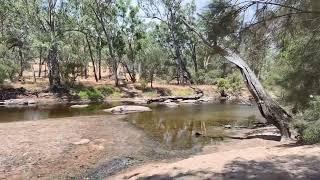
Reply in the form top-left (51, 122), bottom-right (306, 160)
top-left (194, 0), bottom-right (211, 12)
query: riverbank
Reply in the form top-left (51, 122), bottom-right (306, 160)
top-left (0, 115), bottom-right (169, 179)
top-left (112, 139), bottom-right (320, 180)
top-left (0, 81), bottom-right (253, 107)
top-left (1, 113), bottom-right (319, 179)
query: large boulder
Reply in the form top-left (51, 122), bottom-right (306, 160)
top-left (104, 105), bottom-right (152, 114)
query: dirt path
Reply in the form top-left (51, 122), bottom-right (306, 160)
top-left (112, 139), bottom-right (320, 180)
top-left (0, 115), bottom-right (150, 179)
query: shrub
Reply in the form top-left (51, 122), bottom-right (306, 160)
top-left (77, 88), bottom-right (104, 101)
top-left (97, 85), bottom-right (116, 96)
top-left (216, 72), bottom-right (243, 95)
top-left (294, 96), bottom-right (320, 144)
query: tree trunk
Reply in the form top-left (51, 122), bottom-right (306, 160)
top-left (98, 47), bottom-right (102, 80)
top-left (147, 87), bottom-right (203, 104)
top-left (48, 43), bottom-right (61, 91)
top-left (191, 44), bottom-right (198, 82)
top-left (86, 35), bottom-right (98, 82)
top-left (175, 46), bottom-right (184, 85)
top-left (38, 48), bottom-right (42, 78)
top-left (223, 49), bottom-right (292, 140)
top-left (18, 49), bottom-right (24, 77)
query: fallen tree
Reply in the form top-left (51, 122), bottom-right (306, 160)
top-left (147, 86), bottom-right (204, 104)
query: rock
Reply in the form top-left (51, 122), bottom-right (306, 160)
top-left (72, 139), bottom-right (90, 145)
top-left (162, 102), bottom-right (180, 107)
top-left (4, 99), bottom-right (37, 106)
top-left (164, 99), bottom-right (172, 103)
top-left (103, 105), bottom-right (152, 114)
top-left (70, 104), bottom-right (89, 108)
top-left (224, 125), bottom-right (232, 129)
top-left (198, 97), bottom-right (214, 103)
top-left (28, 100), bottom-right (36, 104)
top-left (194, 132), bottom-right (202, 137)
top-left (181, 100), bottom-right (198, 104)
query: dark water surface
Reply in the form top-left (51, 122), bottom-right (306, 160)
top-left (0, 103), bottom-right (263, 149)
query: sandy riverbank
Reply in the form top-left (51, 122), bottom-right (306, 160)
top-left (0, 115), bottom-right (152, 179)
top-left (112, 138), bottom-right (320, 180)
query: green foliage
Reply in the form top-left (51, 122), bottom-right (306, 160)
top-left (97, 85), bottom-right (117, 96)
top-left (294, 96), bottom-right (320, 144)
top-left (216, 72), bottom-right (243, 94)
top-left (78, 88), bottom-right (104, 101)
top-left (272, 33), bottom-right (320, 109)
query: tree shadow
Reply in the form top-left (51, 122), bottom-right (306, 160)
top-left (137, 155), bottom-right (320, 180)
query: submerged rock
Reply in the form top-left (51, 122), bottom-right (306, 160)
top-left (104, 105), bottom-right (152, 114)
top-left (70, 104), bottom-right (89, 108)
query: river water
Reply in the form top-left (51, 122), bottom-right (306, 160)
top-left (0, 103), bottom-right (263, 149)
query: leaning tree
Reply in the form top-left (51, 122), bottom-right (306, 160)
top-left (184, 0), bottom-right (320, 140)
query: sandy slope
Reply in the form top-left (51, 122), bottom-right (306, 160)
top-left (112, 139), bottom-right (320, 180)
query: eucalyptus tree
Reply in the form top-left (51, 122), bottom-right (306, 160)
top-left (117, 0), bottom-right (145, 83)
top-left (138, 0), bottom-right (196, 85)
top-left (85, 0), bottom-right (121, 86)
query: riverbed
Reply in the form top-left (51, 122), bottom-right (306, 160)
top-left (0, 102), bottom-right (264, 179)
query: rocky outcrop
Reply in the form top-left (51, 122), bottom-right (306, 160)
top-left (104, 105), bottom-right (152, 114)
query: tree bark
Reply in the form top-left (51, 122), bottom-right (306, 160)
top-left (147, 87), bottom-right (203, 104)
top-left (48, 43), bottom-right (61, 91)
top-left (18, 48), bottom-right (24, 77)
top-left (191, 43), bottom-right (198, 81)
top-left (86, 35), bottom-right (98, 82)
top-left (38, 48), bottom-right (42, 78)
top-left (182, 20), bottom-right (292, 140)
top-left (223, 49), bottom-right (292, 140)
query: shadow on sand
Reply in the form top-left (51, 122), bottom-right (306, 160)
top-left (138, 154), bottom-right (320, 180)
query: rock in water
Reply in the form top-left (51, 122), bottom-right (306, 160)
top-left (103, 105), bottom-right (152, 114)
top-left (70, 104), bottom-right (89, 108)
top-left (162, 102), bottom-right (180, 108)
top-left (181, 100), bottom-right (198, 104)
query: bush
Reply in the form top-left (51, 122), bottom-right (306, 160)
top-left (294, 96), bottom-right (320, 144)
top-left (77, 88), bottom-right (104, 101)
top-left (97, 85), bottom-right (116, 96)
top-left (216, 72), bottom-right (243, 95)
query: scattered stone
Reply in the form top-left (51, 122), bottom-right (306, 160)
top-left (70, 104), bottom-right (89, 108)
top-left (224, 125), bottom-right (232, 129)
top-left (72, 139), bottom-right (91, 145)
top-left (164, 99), bottom-right (172, 103)
top-left (194, 132), bottom-right (202, 137)
top-left (163, 102), bottom-right (180, 107)
top-left (103, 105), bottom-right (152, 114)
top-left (198, 96), bottom-right (214, 103)
top-left (3, 99), bottom-right (37, 106)
top-left (181, 100), bottom-right (198, 104)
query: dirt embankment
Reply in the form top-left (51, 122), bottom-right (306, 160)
top-left (0, 115), bottom-right (152, 179)
top-left (113, 139), bottom-right (320, 180)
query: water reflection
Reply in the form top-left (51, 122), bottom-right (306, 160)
top-left (0, 103), bottom-right (263, 150)
top-left (0, 103), bottom-right (115, 122)
top-left (125, 104), bottom-right (263, 150)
